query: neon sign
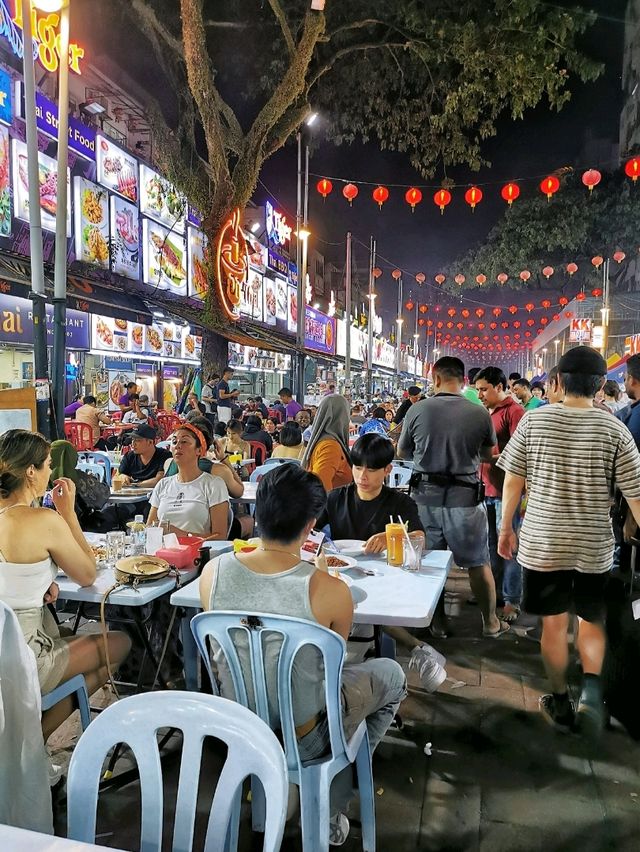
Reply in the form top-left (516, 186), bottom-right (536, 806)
top-left (265, 200), bottom-right (292, 249)
top-left (1, 1), bottom-right (85, 75)
top-left (215, 208), bottom-right (247, 320)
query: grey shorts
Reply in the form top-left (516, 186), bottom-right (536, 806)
top-left (417, 503), bottom-right (490, 568)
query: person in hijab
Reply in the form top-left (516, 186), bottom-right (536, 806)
top-left (302, 394), bottom-right (352, 491)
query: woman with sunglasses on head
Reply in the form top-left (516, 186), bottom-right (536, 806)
top-left (147, 423), bottom-right (229, 539)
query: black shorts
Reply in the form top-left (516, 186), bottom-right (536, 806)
top-left (523, 568), bottom-right (609, 623)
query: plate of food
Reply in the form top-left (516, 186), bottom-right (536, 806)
top-left (325, 554), bottom-right (357, 573)
top-left (334, 539), bottom-right (366, 556)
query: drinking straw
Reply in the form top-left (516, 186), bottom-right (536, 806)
top-left (397, 515), bottom-right (414, 552)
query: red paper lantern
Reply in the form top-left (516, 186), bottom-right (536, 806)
top-left (513, 320), bottom-right (521, 328)
top-left (493, 335), bottom-right (499, 341)
top-left (564, 311), bottom-right (573, 319)
top-left (427, 320), bottom-right (433, 327)
top-left (625, 157), bottom-right (640, 183)
top-left (591, 255), bottom-right (604, 268)
top-left (372, 185), bottom-right (389, 209)
top-left (566, 262), bottom-right (578, 276)
top-left (456, 322), bottom-right (464, 329)
top-left (558, 296), bottom-right (569, 306)
top-left (434, 189), bottom-right (452, 214)
top-left (542, 266), bottom-right (554, 280)
top-left (525, 302), bottom-right (535, 312)
top-left (540, 175), bottom-right (560, 200)
top-left (447, 307), bottom-right (456, 317)
top-left (454, 274), bottom-right (466, 286)
top-left (501, 321), bottom-right (509, 329)
top-left (478, 322), bottom-right (485, 330)
top-left (434, 273), bottom-right (446, 285)
top-left (490, 322), bottom-right (497, 329)
top-left (419, 304), bottom-right (428, 314)
top-left (591, 288), bottom-right (603, 298)
top-left (475, 308), bottom-right (485, 318)
top-left (372, 267), bottom-right (383, 279)
top-left (391, 269), bottom-right (402, 280)
top-left (552, 314), bottom-right (560, 321)
top-left (461, 309), bottom-right (470, 318)
top-left (526, 318), bottom-right (535, 326)
top-left (525, 331), bottom-right (532, 338)
top-left (316, 178), bottom-right (333, 199)
top-left (508, 305), bottom-right (518, 314)
top-left (582, 169), bottom-right (601, 192)
top-left (343, 183), bottom-right (358, 205)
top-left (576, 292), bottom-right (586, 302)
top-left (514, 333), bottom-right (520, 339)
top-left (541, 299), bottom-right (552, 309)
top-left (446, 321), bottom-right (454, 329)
top-left (501, 182), bottom-right (520, 205)
top-left (476, 274), bottom-right (486, 286)
top-left (418, 318), bottom-right (425, 327)
top-left (416, 272), bottom-right (426, 285)
top-left (464, 186), bottom-right (483, 210)
top-left (405, 187), bottom-right (423, 211)
top-left (613, 250), bottom-right (626, 264)
top-left (497, 273), bottom-right (508, 285)
top-left (492, 307), bottom-right (502, 317)
top-left (540, 317), bottom-right (549, 325)
top-left (519, 270), bottom-right (531, 283)
top-left (406, 301), bottom-right (415, 311)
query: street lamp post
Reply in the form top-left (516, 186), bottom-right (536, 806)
top-left (366, 236), bottom-right (376, 399)
top-left (294, 114), bottom-right (317, 403)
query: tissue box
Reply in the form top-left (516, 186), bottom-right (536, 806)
top-left (155, 544), bottom-right (194, 570)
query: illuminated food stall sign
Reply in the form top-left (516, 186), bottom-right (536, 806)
top-left (187, 227), bottom-right (208, 301)
top-left (569, 317), bottom-right (592, 343)
top-left (110, 195), bottom-right (139, 280)
top-left (140, 164), bottom-right (185, 234)
top-left (142, 218), bottom-right (187, 295)
top-left (215, 207), bottom-right (246, 320)
top-left (2, 1), bottom-right (86, 75)
top-left (265, 200), bottom-right (292, 251)
top-left (91, 314), bottom-right (200, 361)
top-left (96, 136), bottom-right (138, 203)
top-left (12, 138), bottom-right (70, 235)
top-left (74, 177), bottom-right (108, 268)
top-left (0, 293), bottom-right (88, 348)
top-left (304, 305), bottom-right (336, 356)
top-left (0, 67), bottom-right (11, 126)
top-left (16, 85), bottom-right (95, 159)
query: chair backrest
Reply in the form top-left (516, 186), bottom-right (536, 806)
top-left (248, 441), bottom-right (268, 467)
top-left (249, 462), bottom-right (279, 483)
top-left (157, 414), bottom-right (182, 440)
top-left (267, 408), bottom-right (283, 424)
top-left (262, 457), bottom-right (301, 468)
top-left (388, 465), bottom-right (412, 487)
top-left (156, 440), bottom-right (171, 449)
top-left (191, 611), bottom-right (349, 775)
top-left (78, 451), bottom-right (112, 485)
top-left (76, 462), bottom-right (106, 482)
top-left (67, 691), bottom-right (287, 852)
top-left (110, 411), bottom-right (122, 422)
top-left (63, 421), bottom-right (94, 451)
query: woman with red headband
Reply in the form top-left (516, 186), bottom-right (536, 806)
top-left (147, 423), bottom-right (229, 539)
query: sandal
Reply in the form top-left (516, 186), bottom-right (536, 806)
top-left (501, 604), bottom-right (521, 623)
top-left (483, 620), bottom-right (511, 638)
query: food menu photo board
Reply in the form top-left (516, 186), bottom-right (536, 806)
top-left (241, 269), bottom-right (263, 321)
top-left (0, 125), bottom-right (10, 237)
top-left (96, 136), bottom-right (138, 203)
top-left (187, 227), bottom-right (207, 300)
top-left (246, 233), bottom-right (267, 274)
top-left (275, 277), bottom-right (287, 322)
top-left (140, 164), bottom-right (185, 233)
top-left (92, 315), bottom-right (131, 354)
top-left (108, 368), bottom-right (136, 413)
top-left (90, 315), bottom-right (199, 361)
top-left (304, 305), bottom-right (336, 356)
top-left (110, 195), bottom-right (140, 279)
top-left (12, 140), bottom-right (70, 235)
top-left (73, 177), bottom-right (109, 268)
top-left (263, 275), bottom-right (277, 327)
top-left (142, 218), bottom-right (187, 295)
top-left (288, 284), bottom-right (297, 334)
top-left (144, 323), bottom-right (164, 356)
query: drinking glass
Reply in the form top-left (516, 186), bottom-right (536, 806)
top-left (385, 523), bottom-right (405, 567)
top-left (402, 531), bottom-right (424, 572)
top-left (105, 531), bottom-right (126, 565)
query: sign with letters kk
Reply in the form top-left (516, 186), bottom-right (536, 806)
top-left (569, 317), bottom-right (591, 343)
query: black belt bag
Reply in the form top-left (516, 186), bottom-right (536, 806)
top-left (409, 471), bottom-right (485, 504)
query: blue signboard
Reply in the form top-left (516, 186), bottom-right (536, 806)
top-left (16, 84), bottom-right (96, 160)
top-left (304, 305), bottom-right (336, 356)
top-left (0, 67), bottom-right (11, 125)
top-left (0, 293), bottom-right (89, 349)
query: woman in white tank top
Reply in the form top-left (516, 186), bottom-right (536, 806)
top-left (0, 429), bottom-right (131, 741)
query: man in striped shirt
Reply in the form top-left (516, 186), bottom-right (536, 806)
top-left (497, 346), bottom-right (640, 737)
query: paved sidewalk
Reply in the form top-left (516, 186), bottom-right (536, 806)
top-left (51, 568), bottom-right (640, 850)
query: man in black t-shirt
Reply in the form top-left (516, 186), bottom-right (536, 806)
top-left (317, 434), bottom-right (445, 689)
top-left (119, 424), bottom-right (171, 487)
top-left (216, 366), bottom-right (239, 423)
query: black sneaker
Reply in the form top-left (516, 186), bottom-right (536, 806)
top-left (539, 694), bottom-right (575, 733)
top-left (576, 693), bottom-right (605, 739)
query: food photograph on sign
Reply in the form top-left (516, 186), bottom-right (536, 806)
top-left (276, 277), bottom-right (287, 322)
top-left (246, 233), bottom-right (267, 274)
top-left (288, 284), bottom-right (297, 333)
top-left (263, 275), bottom-right (277, 326)
top-left (96, 136), bottom-right (138, 203)
top-left (12, 140), bottom-right (70, 234)
top-left (143, 219), bottom-right (187, 294)
top-left (0, 125), bottom-right (10, 236)
top-left (140, 164), bottom-right (185, 233)
top-left (110, 195), bottom-right (139, 279)
top-left (74, 177), bottom-right (109, 268)
top-left (241, 269), bottom-right (263, 321)
top-left (145, 323), bottom-right (164, 355)
top-left (187, 227), bottom-right (208, 300)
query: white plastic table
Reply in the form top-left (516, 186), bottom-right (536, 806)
top-left (108, 486), bottom-right (152, 505)
top-left (231, 482), bottom-right (257, 504)
top-left (0, 826), bottom-right (124, 850)
top-left (171, 548), bottom-right (452, 688)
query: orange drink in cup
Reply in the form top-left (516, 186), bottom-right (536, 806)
top-left (385, 523), bottom-right (405, 566)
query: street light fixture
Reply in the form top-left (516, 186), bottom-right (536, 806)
top-left (33, 0), bottom-right (68, 9)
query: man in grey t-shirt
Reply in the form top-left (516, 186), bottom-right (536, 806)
top-left (399, 356), bottom-right (508, 639)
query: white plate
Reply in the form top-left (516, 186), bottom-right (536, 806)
top-left (333, 539), bottom-right (366, 556)
top-left (326, 555), bottom-right (357, 573)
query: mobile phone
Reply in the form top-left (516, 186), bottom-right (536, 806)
top-left (300, 529), bottom-right (325, 562)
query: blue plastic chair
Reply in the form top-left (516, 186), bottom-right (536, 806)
top-left (78, 451), bottom-right (112, 485)
top-left (67, 691), bottom-right (288, 852)
top-left (76, 462), bottom-right (107, 483)
top-left (191, 611), bottom-right (376, 852)
top-left (41, 673), bottom-right (91, 731)
top-left (156, 440), bottom-right (171, 449)
top-left (387, 465), bottom-right (412, 487)
top-left (249, 461), bottom-right (299, 483)
top-left (261, 457), bottom-right (302, 468)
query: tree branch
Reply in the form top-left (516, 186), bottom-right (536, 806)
top-left (308, 40), bottom-right (408, 90)
top-left (262, 103), bottom-right (312, 160)
top-left (267, 0), bottom-right (295, 56)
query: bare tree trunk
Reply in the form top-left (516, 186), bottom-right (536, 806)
top-left (201, 328), bottom-right (230, 377)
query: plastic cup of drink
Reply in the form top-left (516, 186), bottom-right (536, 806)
top-left (402, 531), bottom-right (424, 572)
top-left (385, 523), bottom-right (405, 567)
top-left (112, 476), bottom-right (123, 492)
top-left (106, 531), bottom-right (126, 564)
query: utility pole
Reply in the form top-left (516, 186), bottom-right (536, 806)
top-left (366, 236), bottom-right (376, 398)
top-left (295, 131), bottom-right (304, 401)
top-left (345, 231), bottom-right (352, 391)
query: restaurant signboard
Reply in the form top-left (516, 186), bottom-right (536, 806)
top-left (304, 305), bottom-right (336, 356)
top-left (0, 292), bottom-right (88, 348)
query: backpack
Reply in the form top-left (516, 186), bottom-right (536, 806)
top-left (75, 469), bottom-right (111, 512)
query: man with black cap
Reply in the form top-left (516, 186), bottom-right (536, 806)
top-left (118, 424), bottom-right (171, 489)
top-left (498, 346), bottom-right (640, 737)
top-left (391, 385), bottom-right (423, 428)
